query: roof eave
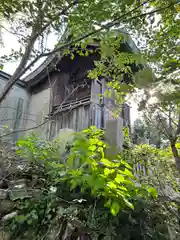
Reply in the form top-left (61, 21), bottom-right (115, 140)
top-left (0, 70), bottom-right (27, 88)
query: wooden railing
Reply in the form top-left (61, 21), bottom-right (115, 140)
top-left (51, 95), bottom-right (91, 115)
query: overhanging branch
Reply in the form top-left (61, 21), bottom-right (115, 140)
top-left (19, 1), bottom-right (177, 80)
top-left (0, 0), bottom-right (83, 104)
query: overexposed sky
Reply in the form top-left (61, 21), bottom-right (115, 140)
top-left (1, 31), bottom-right (20, 74)
top-left (130, 103), bottom-right (139, 123)
top-left (1, 28), bottom-right (58, 76)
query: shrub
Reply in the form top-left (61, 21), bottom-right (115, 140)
top-left (1, 127), bottom-right (179, 239)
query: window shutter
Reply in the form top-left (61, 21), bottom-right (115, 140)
top-left (14, 98), bottom-right (24, 131)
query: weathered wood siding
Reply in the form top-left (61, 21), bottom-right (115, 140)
top-left (49, 100), bottom-right (117, 139)
top-left (0, 77), bottom-right (30, 140)
top-left (46, 52), bottom-right (101, 138)
top-left (91, 79), bottom-right (119, 129)
top-left (52, 52), bottom-right (98, 107)
top-left (121, 103), bottom-right (130, 127)
top-left (50, 104), bottom-right (92, 138)
top-left (25, 51), bottom-right (130, 139)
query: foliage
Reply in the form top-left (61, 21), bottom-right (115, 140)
top-left (0, 0), bottom-right (179, 105)
top-left (121, 143), bottom-right (180, 239)
top-left (140, 99), bottom-right (180, 170)
top-left (132, 118), bottom-right (147, 144)
top-left (128, 144), bottom-right (178, 185)
top-left (135, 0), bottom-right (180, 109)
top-left (16, 127), bottom-right (155, 216)
top-left (0, 127), bottom-right (159, 238)
top-left (0, 0), bottom-right (180, 238)
top-left (132, 117), bottom-right (168, 147)
top-left (0, 128), bottom-right (179, 239)
top-left (144, 0), bottom-right (180, 83)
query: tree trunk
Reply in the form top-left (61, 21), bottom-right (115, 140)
top-left (0, 29), bottom-right (37, 104)
top-left (171, 143), bottom-right (180, 171)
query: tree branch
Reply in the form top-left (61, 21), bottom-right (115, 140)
top-left (0, 28), bottom-right (38, 104)
top-left (38, 1), bottom-right (177, 57)
top-left (156, 113), bottom-right (172, 140)
top-left (0, 0), bottom-right (82, 104)
top-left (143, 112), bottom-right (170, 139)
top-left (0, 119), bottom-right (51, 138)
top-left (0, 0), bottom-right (177, 114)
top-left (19, 1), bottom-right (176, 80)
top-left (156, 105), bottom-right (178, 127)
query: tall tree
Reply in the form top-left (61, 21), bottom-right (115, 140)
top-left (132, 117), bottom-right (166, 147)
top-left (145, 118), bottom-right (167, 148)
top-left (143, 100), bottom-right (180, 170)
top-left (132, 118), bottom-right (146, 144)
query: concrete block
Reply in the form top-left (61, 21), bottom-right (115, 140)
top-left (0, 231), bottom-right (11, 240)
top-left (105, 118), bottom-right (124, 155)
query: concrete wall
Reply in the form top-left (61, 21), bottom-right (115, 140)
top-left (105, 118), bottom-right (124, 155)
top-left (27, 87), bottom-right (51, 138)
top-left (0, 74), bottom-right (51, 140)
top-left (0, 77), bottom-right (30, 140)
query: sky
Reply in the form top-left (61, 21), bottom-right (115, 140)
top-left (0, 28), bottom-right (139, 124)
top-left (1, 28), bottom-right (58, 77)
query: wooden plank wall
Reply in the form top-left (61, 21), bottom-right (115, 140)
top-left (50, 104), bottom-right (92, 139)
top-left (91, 79), bottom-right (118, 129)
top-left (49, 100), bottom-right (114, 139)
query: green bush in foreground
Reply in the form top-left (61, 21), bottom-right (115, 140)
top-left (1, 127), bottom-right (179, 239)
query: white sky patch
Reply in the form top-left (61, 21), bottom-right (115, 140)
top-left (0, 28), bottom-right (58, 76)
top-left (130, 102), bottom-right (139, 124)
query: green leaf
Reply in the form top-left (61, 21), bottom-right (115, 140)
top-left (126, 0), bottom-right (134, 6)
top-left (88, 145), bottom-right (96, 151)
top-left (134, 68), bottom-right (154, 88)
top-left (118, 186), bottom-right (128, 192)
top-left (93, 178), bottom-right (105, 190)
top-left (120, 160), bottom-right (132, 169)
top-left (123, 198), bottom-right (134, 210)
top-left (101, 158), bottom-right (112, 167)
top-left (108, 181), bottom-right (117, 189)
top-left (175, 142), bottom-right (180, 149)
top-left (115, 174), bottom-right (124, 183)
top-left (104, 199), bottom-right (112, 208)
top-left (15, 215), bottom-right (27, 223)
top-left (119, 83), bottom-right (131, 93)
top-left (70, 53), bottom-right (75, 60)
top-left (110, 201), bottom-right (121, 216)
top-left (104, 168), bottom-right (112, 176)
top-left (147, 187), bottom-right (158, 198)
top-left (119, 168), bottom-right (133, 178)
top-left (27, 219), bottom-right (32, 225)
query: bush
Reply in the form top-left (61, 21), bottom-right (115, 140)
top-left (0, 127), bottom-right (179, 239)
